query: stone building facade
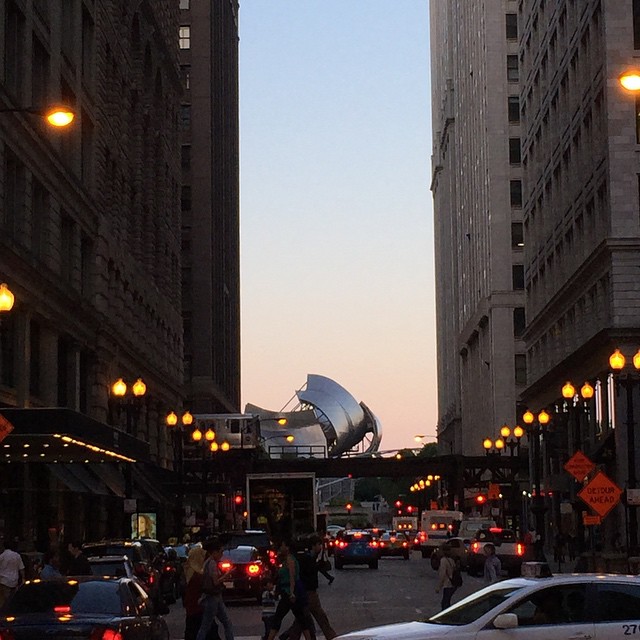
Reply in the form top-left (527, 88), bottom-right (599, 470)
top-left (430, 0), bottom-right (526, 455)
top-left (0, 0), bottom-right (184, 545)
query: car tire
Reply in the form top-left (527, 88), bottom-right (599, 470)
top-left (403, 552), bottom-right (410, 560)
top-left (369, 560), bottom-right (378, 570)
top-left (421, 549), bottom-right (430, 559)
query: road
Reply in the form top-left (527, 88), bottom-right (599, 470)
top-left (164, 551), bottom-right (487, 639)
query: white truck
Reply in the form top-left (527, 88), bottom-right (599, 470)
top-left (391, 516), bottom-right (418, 533)
top-left (418, 510), bottom-right (463, 558)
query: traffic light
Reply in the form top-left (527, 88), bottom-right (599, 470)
top-left (475, 494), bottom-right (487, 505)
top-left (406, 505), bottom-right (414, 513)
top-left (395, 500), bottom-right (402, 508)
top-left (346, 502), bottom-right (352, 516)
top-left (234, 492), bottom-right (244, 512)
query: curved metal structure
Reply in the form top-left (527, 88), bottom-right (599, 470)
top-left (245, 374), bottom-right (382, 458)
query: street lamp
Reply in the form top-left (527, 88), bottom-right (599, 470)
top-left (109, 377), bottom-right (147, 433)
top-left (0, 284), bottom-right (15, 313)
top-left (0, 104), bottom-right (75, 127)
top-left (561, 380), bottom-right (594, 451)
top-left (619, 70), bottom-right (640, 92)
top-left (609, 347), bottom-right (640, 551)
top-left (523, 409), bottom-right (550, 559)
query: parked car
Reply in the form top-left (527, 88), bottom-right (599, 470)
top-left (378, 531), bottom-right (410, 560)
top-left (0, 576), bottom-right (170, 639)
top-left (87, 554), bottom-right (136, 579)
top-left (467, 528), bottom-right (532, 577)
top-left (134, 538), bottom-right (177, 603)
top-left (334, 572), bottom-right (640, 639)
top-left (333, 530), bottom-right (380, 570)
top-left (325, 526), bottom-right (345, 556)
top-left (217, 545), bottom-right (267, 603)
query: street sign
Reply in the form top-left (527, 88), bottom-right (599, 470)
top-left (578, 471), bottom-right (623, 518)
top-left (564, 450), bottom-right (595, 482)
top-left (488, 483), bottom-right (501, 500)
top-left (582, 513), bottom-right (602, 526)
top-left (0, 414), bottom-right (13, 444)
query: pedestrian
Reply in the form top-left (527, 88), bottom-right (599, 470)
top-left (196, 539), bottom-right (234, 640)
top-left (183, 546), bottom-right (220, 640)
top-left (316, 542), bottom-right (334, 585)
top-left (261, 577), bottom-right (278, 640)
top-left (0, 537), bottom-right (25, 608)
top-left (483, 543), bottom-right (501, 583)
top-left (434, 543), bottom-right (457, 610)
top-left (40, 551), bottom-right (62, 579)
top-left (523, 528), bottom-right (534, 545)
top-left (567, 534), bottom-right (576, 562)
top-left (66, 541), bottom-right (92, 576)
top-left (265, 540), bottom-right (312, 640)
top-left (553, 530), bottom-right (565, 567)
top-left (280, 535), bottom-right (338, 640)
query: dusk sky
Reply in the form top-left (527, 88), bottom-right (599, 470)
top-left (239, 1), bottom-right (436, 452)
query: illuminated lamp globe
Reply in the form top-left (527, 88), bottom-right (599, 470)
top-left (0, 283), bottom-right (15, 312)
top-left (538, 410), bottom-right (551, 425)
top-left (191, 428), bottom-right (203, 442)
top-left (132, 378), bottom-right (146, 397)
top-left (410, 486), bottom-right (416, 492)
top-left (277, 417), bottom-right (288, 426)
top-left (619, 71), bottom-right (640, 91)
top-left (427, 475), bottom-right (433, 481)
top-left (210, 441), bottom-right (219, 452)
top-left (419, 480), bottom-right (425, 489)
top-left (434, 475), bottom-right (441, 480)
top-left (425, 480), bottom-right (431, 487)
top-left (523, 410), bottom-right (534, 425)
top-left (610, 348), bottom-right (626, 371)
top-left (562, 381), bottom-right (575, 399)
top-left (495, 438), bottom-right (505, 450)
top-left (166, 412), bottom-right (178, 427)
top-left (581, 382), bottom-right (595, 400)
top-left (182, 411), bottom-right (194, 426)
top-left (220, 441), bottom-right (230, 452)
top-left (285, 434), bottom-right (294, 443)
top-left (634, 350), bottom-right (640, 371)
top-left (204, 428), bottom-right (216, 442)
top-left (500, 425), bottom-right (511, 438)
top-left (513, 425), bottom-right (524, 438)
top-left (45, 105), bottom-right (75, 127)
top-left (112, 378), bottom-right (127, 397)
top-left (483, 438), bottom-right (493, 450)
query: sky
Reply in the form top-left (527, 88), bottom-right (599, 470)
top-left (239, 1), bottom-right (436, 452)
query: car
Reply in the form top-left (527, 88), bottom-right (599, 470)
top-left (325, 526), bottom-right (346, 556)
top-left (0, 576), bottom-right (170, 639)
top-left (412, 530), bottom-right (426, 551)
top-left (466, 527), bottom-right (532, 577)
top-left (133, 538), bottom-right (178, 603)
top-left (162, 546), bottom-right (186, 600)
top-left (334, 572), bottom-right (640, 639)
top-left (82, 539), bottom-right (161, 600)
top-left (219, 530), bottom-right (276, 575)
top-left (333, 530), bottom-right (380, 569)
top-left (217, 545), bottom-right (267, 602)
top-left (87, 554), bottom-right (136, 579)
top-left (378, 530), bottom-right (410, 560)
top-left (430, 537), bottom-right (470, 569)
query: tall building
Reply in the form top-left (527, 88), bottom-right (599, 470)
top-left (0, 0), bottom-right (183, 544)
top-left (430, 0), bottom-right (525, 455)
top-left (178, 0), bottom-right (241, 414)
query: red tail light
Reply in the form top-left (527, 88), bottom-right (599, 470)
top-left (369, 541), bottom-right (379, 548)
top-left (246, 563), bottom-right (261, 575)
top-left (90, 629), bottom-right (123, 640)
top-left (472, 542), bottom-right (480, 553)
top-left (54, 606), bottom-right (71, 614)
top-left (219, 561), bottom-right (233, 571)
top-left (402, 542), bottom-right (408, 548)
top-left (379, 542), bottom-right (386, 547)
top-left (133, 562), bottom-right (147, 577)
top-left (337, 541), bottom-right (346, 549)
top-left (516, 543), bottom-right (525, 557)
top-left (164, 565), bottom-right (174, 573)
top-left (148, 573), bottom-right (155, 584)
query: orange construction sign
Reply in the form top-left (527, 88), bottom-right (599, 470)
top-left (582, 513), bottom-right (602, 526)
top-left (578, 471), bottom-right (623, 518)
top-left (0, 413), bottom-right (13, 444)
top-left (488, 483), bottom-right (501, 500)
top-left (564, 451), bottom-right (595, 482)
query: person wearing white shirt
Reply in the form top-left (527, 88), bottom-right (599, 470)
top-left (0, 538), bottom-right (25, 608)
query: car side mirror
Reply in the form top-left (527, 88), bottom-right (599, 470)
top-left (493, 613), bottom-right (518, 629)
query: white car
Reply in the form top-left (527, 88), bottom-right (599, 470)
top-left (335, 573), bottom-right (640, 639)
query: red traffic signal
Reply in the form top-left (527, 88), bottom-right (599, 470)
top-left (406, 505), bottom-right (413, 513)
top-left (475, 494), bottom-right (487, 504)
top-left (234, 494), bottom-right (243, 505)
top-left (346, 502), bottom-right (352, 512)
top-left (395, 500), bottom-right (402, 508)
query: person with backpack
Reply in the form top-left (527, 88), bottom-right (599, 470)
top-left (434, 543), bottom-right (461, 610)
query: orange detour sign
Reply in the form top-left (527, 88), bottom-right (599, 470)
top-left (582, 513), bottom-right (602, 526)
top-left (564, 451), bottom-right (595, 482)
top-left (578, 471), bottom-right (623, 518)
top-left (0, 413), bottom-right (13, 444)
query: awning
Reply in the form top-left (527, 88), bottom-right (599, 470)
top-left (48, 464), bottom-right (92, 493)
top-left (131, 466), bottom-right (167, 504)
top-left (90, 463), bottom-right (126, 498)
top-left (65, 463), bottom-right (110, 496)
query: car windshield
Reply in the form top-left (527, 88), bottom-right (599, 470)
top-left (84, 544), bottom-right (140, 560)
top-left (6, 580), bottom-right (122, 615)
top-left (345, 533), bottom-right (373, 543)
top-left (225, 534), bottom-right (268, 549)
top-left (427, 585), bottom-right (524, 626)
top-left (89, 561), bottom-right (128, 577)
top-left (223, 548), bottom-right (255, 562)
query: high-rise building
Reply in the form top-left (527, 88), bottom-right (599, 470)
top-left (430, 0), bottom-right (525, 455)
top-left (178, 0), bottom-right (241, 414)
top-left (0, 0), bottom-right (183, 543)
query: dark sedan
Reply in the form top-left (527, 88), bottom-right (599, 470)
top-left (333, 530), bottom-right (379, 569)
top-left (218, 545), bottom-right (267, 602)
top-left (0, 576), bottom-right (169, 640)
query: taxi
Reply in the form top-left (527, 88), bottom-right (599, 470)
top-left (334, 568), bottom-right (640, 639)
top-left (378, 530), bottom-right (410, 560)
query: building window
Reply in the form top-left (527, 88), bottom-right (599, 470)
top-left (513, 308), bottom-right (526, 338)
top-left (512, 264), bottom-right (524, 290)
top-left (29, 320), bottom-right (41, 397)
top-left (634, 0), bottom-right (640, 49)
top-left (0, 316), bottom-right (15, 388)
top-left (636, 96), bottom-right (640, 144)
top-left (507, 55), bottom-right (519, 82)
top-left (181, 145), bottom-right (191, 170)
top-left (5, 1), bottom-right (26, 100)
top-left (181, 185), bottom-right (191, 211)
top-left (32, 35), bottom-right (49, 110)
top-left (80, 233), bottom-right (93, 298)
top-left (510, 180), bottom-right (522, 207)
top-left (180, 65), bottom-right (190, 90)
top-left (81, 4), bottom-right (95, 85)
top-left (180, 0), bottom-right (190, 8)
top-left (180, 104), bottom-right (191, 130)
top-left (4, 148), bottom-right (25, 237)
top-left (515, 354), bottom-right (527, 385)
top-left (60, 213), bottom-right (74, 283)
top-left (179, 26), bottom-right (190, 49)
top-left (511, 222), bottom-right (524, 248)
top-left (31, 178), bottom-right (48, 258)
top-left (508, 96), bottom-right (520, 123)
top-left (506, 13), bottom-right (518, 40)
top-left (509, 138), bottom-right (521, 164)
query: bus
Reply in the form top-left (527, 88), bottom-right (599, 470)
top-left (418, 510), bottom-right (463, 558)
